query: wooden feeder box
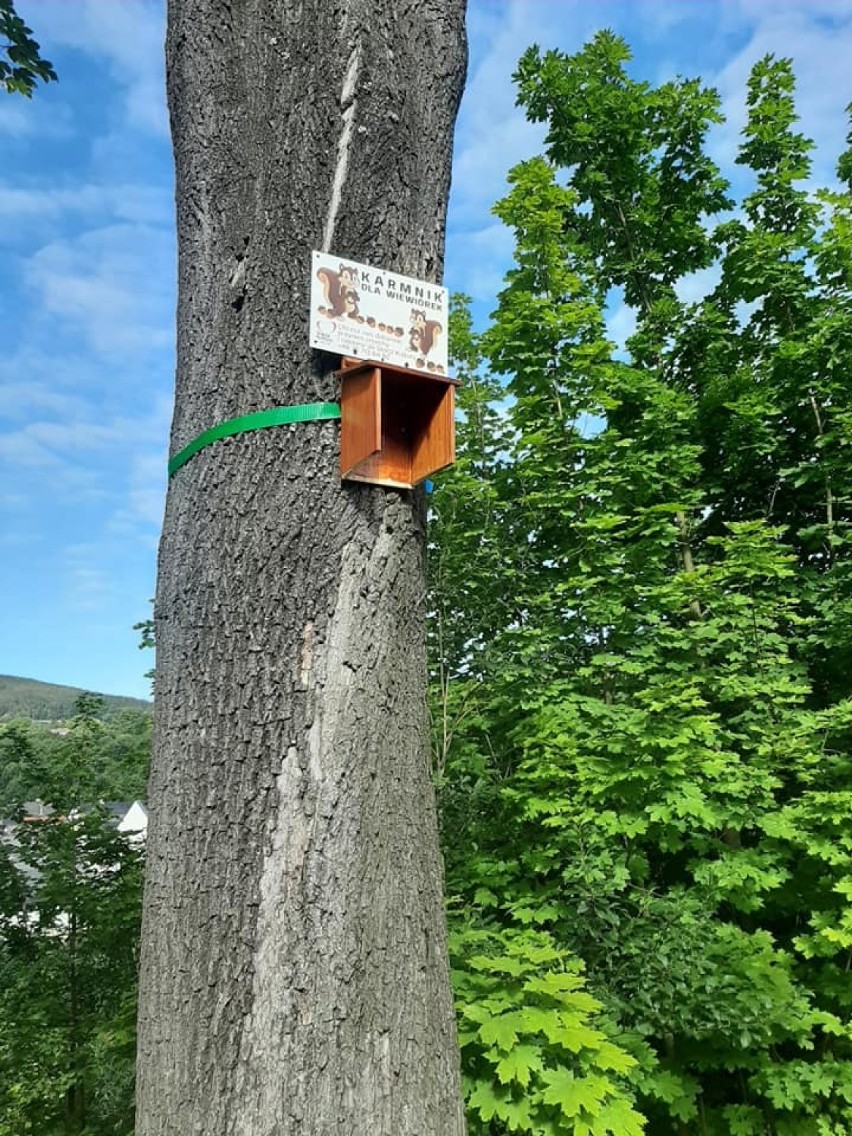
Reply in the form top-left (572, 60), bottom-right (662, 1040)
top-left (337, 356), bottom-right (459, 489)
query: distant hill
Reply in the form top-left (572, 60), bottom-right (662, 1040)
top-left (0, 675), bottom-right (151, 721)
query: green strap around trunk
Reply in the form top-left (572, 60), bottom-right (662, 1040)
top-left (167, 402), bottom-right (342, 478)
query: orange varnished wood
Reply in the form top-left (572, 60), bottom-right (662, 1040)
top-left (411, 383), bottom-right (455, 484)
top-left (337, 358), bottom-right (458, 488)
top-left (339, 365), bottom-right (381, 478)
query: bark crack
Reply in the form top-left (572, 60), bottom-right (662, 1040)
top-left (321, 42), bottom-right (362, 252)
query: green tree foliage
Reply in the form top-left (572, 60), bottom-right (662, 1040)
top-left (0, 721), bottom-right (40, 818)
top-left (0, 705), bottom-right (151, 816)
top-left (0, 0), bottom-right (55, 96)
top-left (451, 923), bottom-right (646, 1136)
top-left (132, 604), bottom-right (156, 689)
top-left (433, 33), bottom-right (852, 1135)
top-left (0, 697), bottom-right (143, 1134)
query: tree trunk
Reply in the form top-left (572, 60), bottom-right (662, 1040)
top-left (135, 2), bottom-right (468, 1133)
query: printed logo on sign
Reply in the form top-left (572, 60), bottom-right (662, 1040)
top-left (309, 251), bottom-right (449, 374)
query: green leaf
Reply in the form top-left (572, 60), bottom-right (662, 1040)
top-left (479, 1012), bottom-right (522, 1051)
top-left (467, 1079), bottom-right (509, 1122)
top-left (591, 1098), bottom-right (646, 1136)
top-left (494, 1044), bottom-right (544, 1087)
top-left (540, 1068), bottom-right (611, 1117)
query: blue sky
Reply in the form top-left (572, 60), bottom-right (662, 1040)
top-left (1, 0), bottom-right (851, 700)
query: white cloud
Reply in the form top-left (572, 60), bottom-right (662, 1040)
top-left (0, 181), bottom-right (172, 228)
top-left (447, 220), bottom-right (515, 307)
top-left (0, 429), bottom-right (65, 469)
top-left (734, 0), bottom-right (852, 19)
top-left (107, 399), bottom-right (171, 541)
top-left (0, 380), bottom-right (88, 422)
top-left (451, 0), bottom-right (554, 227)
top-left (0, 184), bottom-right (106, 221)
top-left (0, 85), bottom-right (73, 139)
top-left (0, 394), bottom-right (169, 519)
top-left (62, 543), bottom-right (117, 610)
top-left (675, 265), bottom-right (722, 307)
top-left (627, 0), bottom-right (703, 36)
top-left (708, 3), bottom-right (852, 186)
top-left (0, 97), bottom-right (35, 138)
top-left (606, 300), bottom-right (637, 355)
top-left (20, 0), bottom-right (168, 137)
top-left (25, 222), bottom-right (174, 355)
top-left (26, 417), bottom-right (138, 453)
top-left (109, 479), bottom-right (165, 543)
top-left (448, 0), bottom-right (585, 301)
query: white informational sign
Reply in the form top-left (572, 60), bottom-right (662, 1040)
top-left (309, 250), bottom-right (449, 374)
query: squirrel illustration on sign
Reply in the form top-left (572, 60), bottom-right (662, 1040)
top-left (316, 263), bottom-right (360, 318)
top-left (409, 309), bottom-right (442, 356)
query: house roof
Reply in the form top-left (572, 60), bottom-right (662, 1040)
top-left (21, 799), bottom-right (54, 820)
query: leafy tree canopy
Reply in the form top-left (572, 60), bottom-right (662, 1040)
top-left (433, 31), bottom-right (852, 1136)
top-left (0, 0), bottom-right (55, 96)
top-left (0, 695), bottom-right (143, 1134)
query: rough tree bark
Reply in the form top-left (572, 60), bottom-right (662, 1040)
top-left (135, 1), bottom-right (468, 1133)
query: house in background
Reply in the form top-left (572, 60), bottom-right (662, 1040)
top-left (105, 800), bottom-right (148, 838)
top-left (15, 799), bottom-right (147, 834)
top-left (22, 799), bottom-right (54, 821)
